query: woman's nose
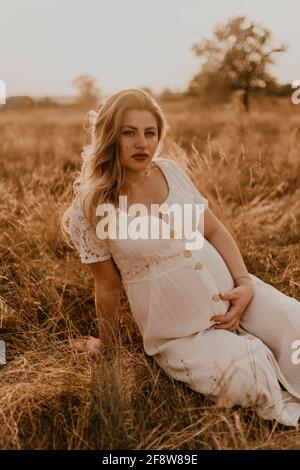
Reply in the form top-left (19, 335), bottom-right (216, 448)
top-left (135, 133), bottom-right (147, 147)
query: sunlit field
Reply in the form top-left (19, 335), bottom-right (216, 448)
top-left (0, 95), bottom-right (299, 449)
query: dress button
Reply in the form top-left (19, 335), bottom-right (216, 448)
top-left (194, 262), bottom-right (204, 270)
top-left (184, 250), bottom-right (192, 258)
top-left (159, 212), bottom-right (168, 222)
top-left (212, 294), bottom-right (221, 302)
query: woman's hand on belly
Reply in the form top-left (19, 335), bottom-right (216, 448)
top-left (209, 283), bottom-right (255, 331)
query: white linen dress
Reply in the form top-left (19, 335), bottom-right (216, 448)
top-left (68, 156), bottom-right (300, 427)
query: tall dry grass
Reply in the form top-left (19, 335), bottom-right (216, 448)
top-left (0, 96), bottom-right (299, 449)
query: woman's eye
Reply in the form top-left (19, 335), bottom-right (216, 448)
top-left (123, 130), bottom-right (156, 136)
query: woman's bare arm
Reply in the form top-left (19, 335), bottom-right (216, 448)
top-left (203, 208), bottom-right (252, 286)
top-left (88, 258), bottom-right (122, 351)
top-left (203, 208), bottom-right (254, 330)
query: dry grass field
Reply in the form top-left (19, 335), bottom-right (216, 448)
top-left (0, 95), bottom-right (299, 449)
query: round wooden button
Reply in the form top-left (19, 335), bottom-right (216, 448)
top-left (212, 294), bottom-right (221, 302)
top-left (184, 250), bottom-right (192, 258)
top-left (194, 262), bottom-right (204, 270)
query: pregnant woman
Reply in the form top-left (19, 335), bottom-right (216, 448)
top-left (61, 88), bottom-right (300, 427)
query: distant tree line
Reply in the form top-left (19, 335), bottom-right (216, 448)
top-left (1, 16), bottom-right (291, 111)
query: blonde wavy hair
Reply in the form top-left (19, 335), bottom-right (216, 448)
top-left (60, 88), bottom-right (170, 247)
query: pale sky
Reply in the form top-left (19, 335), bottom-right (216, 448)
top-left (0, 0), bottom-right (299, 98)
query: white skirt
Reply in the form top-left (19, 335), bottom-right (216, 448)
top-left (124, 239), bottom-right (300, 427)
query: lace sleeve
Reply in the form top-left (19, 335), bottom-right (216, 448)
top-left (167, 158), bottom-right (208, 210)
top-left (68, 201), bottom-right (111, 264)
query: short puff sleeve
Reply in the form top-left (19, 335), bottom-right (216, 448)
top-left (68, 201), bottom-right (111, 264)
top-left (166, 158), bottom-right (208, 210)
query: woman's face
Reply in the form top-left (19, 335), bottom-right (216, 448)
top-left (118, 109), bottom-right (159, 172)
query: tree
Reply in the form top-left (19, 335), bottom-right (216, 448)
top-left (189, 16), bottom-right (287, 109)
top-left (71, 74), bottom-right (101, 107)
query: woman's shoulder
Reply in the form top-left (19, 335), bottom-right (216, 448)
top-left (67, 198), bottom-right (112, 264)
top-left (154, 155), bottom-right (178, 166)
top-left (155, 156), bottom-right (188, 178)
top-left (154, 156), bottom-right (182, 172)
top-left (155, 156), bottom-right (209, 209)
top-left (67, 198), bottom-right (91, 232)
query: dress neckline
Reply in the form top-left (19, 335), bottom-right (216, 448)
top-left (115, 156), bottom-right (172, 218)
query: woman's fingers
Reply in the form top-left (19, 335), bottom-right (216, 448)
top-left (219, 290), bottom-right (239, 301)
top-left (212, 321), bottom-right (239, 331)
top-left (70, 336), bottom-right (103, 357)
top-left (70, 336), bottom-right (88, 352)
top-left (85, 337), bottom-right (103, 356)
top-left (210, 305), bottom-right (240, 323)
top-left (210, 317), bottom-right (240, 331)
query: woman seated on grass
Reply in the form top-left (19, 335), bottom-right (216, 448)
top-left (61, 88), bottom-right (300, 427)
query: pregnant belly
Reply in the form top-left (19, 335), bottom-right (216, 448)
top-left (201, 238), bottom-right (236, 293)
top-left (125, 243), bottom-right (234, 352)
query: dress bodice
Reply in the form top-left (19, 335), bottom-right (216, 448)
top-left (68, 157), bottom-right (209, 283)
